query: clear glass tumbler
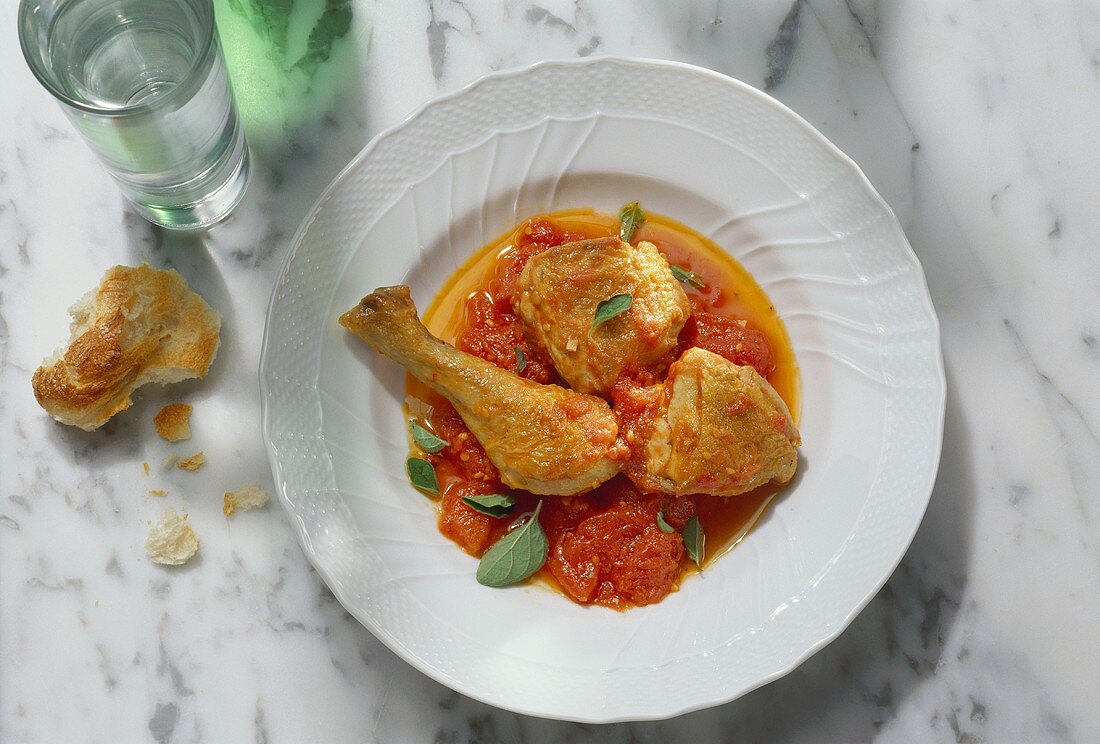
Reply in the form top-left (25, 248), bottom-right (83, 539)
top-left (18, 0), bottom-right (250, 229)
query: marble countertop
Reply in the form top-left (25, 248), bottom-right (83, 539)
top-left (3, 1), bottom-right (1098, 741)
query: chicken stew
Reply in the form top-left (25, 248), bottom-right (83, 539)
top-left (341, 206), bottom-right (801, 608)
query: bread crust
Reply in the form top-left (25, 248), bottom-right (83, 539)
top-left (32, 265), bottom-right (220, 431)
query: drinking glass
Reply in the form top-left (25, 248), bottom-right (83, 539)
top-left (18, 0), bottom-right (250, 229)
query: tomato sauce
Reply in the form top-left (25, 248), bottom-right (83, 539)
top-left (405, 209), bottom-right (800, 609)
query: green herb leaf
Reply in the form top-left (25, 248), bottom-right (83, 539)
top-left (476, 501), bottom-right (548, 587)
top-left (592, 293), bottom-right (633, 328)
top-left (656, 511), bottom-right (675, 533)
top-left (683, 515), bottom-right (705, 566)
top-left (619, 201), bottom-right (646, 242)
top-left (670, 265), bottom-right (706, 289)
top-left (293, 1), bottom-right (353, 77)
top-left (409, 419), bottom-right (448, 453)
top-left (462, 493), bottom-right (516, 518)
top-left (514, 346), bottom-right (526, 374)
top-left (406, 457), bottom-right (439, 495)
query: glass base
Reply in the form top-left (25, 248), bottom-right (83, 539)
top-left (129, 143), bottom-right (251, 230)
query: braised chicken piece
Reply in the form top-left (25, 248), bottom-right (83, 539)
top-left (619, 347), bottom-right (800, 496)
top-left (340, 286), bottom-right (627, 495)
top-left (515, 237), bottom-right (690, 395)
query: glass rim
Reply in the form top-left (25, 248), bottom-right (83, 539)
top-left (17, 0), bottom-right (218, 117)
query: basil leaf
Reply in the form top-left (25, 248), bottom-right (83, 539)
top-left (619, 201), bottom-right (646, 242)
top-left (476, 501), bottom-right (548, 587)
top-left (670, 265), bottom-right (706, 289)
top-left (293, 0), bottom-right (352, 76)
top-left (409, 419), bottom-right (448, 453)
top-left (406, 457), bottom-right (439, 495)
top-left (592, 293), bottom-right (632, 328)
top-left (656, 511), bottom-right (675, 533)
top-left (462, 493), bottom-right (516, 518)
top-left (683, 515), bottom-right (705, 566)
top-left (514, 346), bottom-right (526, 374)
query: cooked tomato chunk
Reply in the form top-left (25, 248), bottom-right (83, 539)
top-left (548, 480), bottom-right (684, 607)
top-left (439, 482), bottom-right (498, 554)
top-left (679, 310), bottom-right (775, 377)
top-left (458, 292), bottom-right (556, 383)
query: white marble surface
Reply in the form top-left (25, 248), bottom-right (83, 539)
top-left (2, 1), bottom-right (1098, 741)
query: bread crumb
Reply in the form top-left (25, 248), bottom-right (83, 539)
top-left (176, 452), bottom-right (205, 471)
top-left (154, 403), bottom-right (192, 442)
top-left (147, 489), bottom-right (167, 497)
top-left (143, 461), bottom-right (150, 476)
top-left (162, 454), bottom-right (179, 469)
top-left (565, 338), bottom-right (579, 352)
top-left (144, 510), bottom-right (199, 566)
top-left (223, 482), bottom-right (270, 517)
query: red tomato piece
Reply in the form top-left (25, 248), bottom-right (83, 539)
top-left (680, 311), bottom-right (775, 377)
top-left (439, 482), bottom-right (497, 555)
top-left (549, 539), bottom-right (599, 603)
top-left (608, 379), bottom-right (665, 493)
top-left (609, 525), bottom-right (685, 606)
top-left (548, 496), bottom-right (684, 607)
top-left (458, 292), bottom-right (557, 383)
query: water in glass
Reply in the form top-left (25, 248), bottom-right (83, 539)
top-left (25, 0), bottom-right (248, 228)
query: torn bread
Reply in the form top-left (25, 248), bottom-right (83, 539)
top-left (32, 265), bottom-right (220, 431)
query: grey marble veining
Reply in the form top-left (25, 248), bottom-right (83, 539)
top-left (2, 0), bottom-right (1099, 741)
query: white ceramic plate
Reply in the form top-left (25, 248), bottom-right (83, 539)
top-left (260, 58), bottom-right (945, 722)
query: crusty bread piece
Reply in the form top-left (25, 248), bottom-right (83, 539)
top-left (154, 403), bottom-right (192, 441)
top-left (145, 509), bottom-right (199, 566)
top-left (32, 265), bottom-right (220, 431)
